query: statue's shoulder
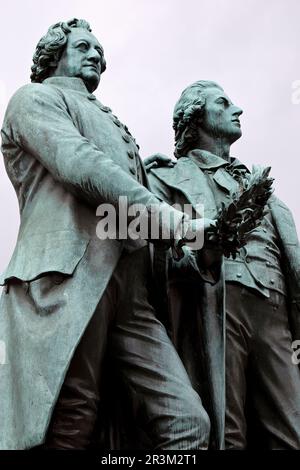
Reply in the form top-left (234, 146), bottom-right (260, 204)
top-left (150, 164), bottom-right (176, 177)
top-left (9, 82), bottom-right (63, 110)
top-left (149, 163), bottom-right (177, 186)
top-left (150, 156), bottom-right (194, 182)
top-left (269, 194), bottom-right (291, 213)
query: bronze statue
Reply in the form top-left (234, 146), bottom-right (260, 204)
top-left (0, 20), bottom-right (212, 450)
top-left (148, 80), bottom-right (300, 449)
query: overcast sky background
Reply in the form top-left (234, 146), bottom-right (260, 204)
top-left (0, 0), bottom-right (299, 275)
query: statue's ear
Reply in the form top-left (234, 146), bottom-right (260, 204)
top-left (191, 115), bottom-right (203, 131)
top-left (48, 51), bottom-right (63, 68)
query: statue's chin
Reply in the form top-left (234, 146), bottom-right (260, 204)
top-left (81, 74), bottom-right (100, 93)
top-left (228, 129), bottom-right (242, 144)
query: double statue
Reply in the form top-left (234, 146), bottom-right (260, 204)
top-left (1, 18), bottom-right (300, 450)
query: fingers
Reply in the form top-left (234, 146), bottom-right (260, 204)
top-left (154, 153), bottom-right (172, 163)
top-left (204, 218), bottom-right (217, 232)
top-left (146, 161), bottom-right (158, 170)
top-left (144, 154), bottom-right (176, 170)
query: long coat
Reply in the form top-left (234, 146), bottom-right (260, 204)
top-left (0, 77), bottom-right (183, 449)
top-left (148, 155), bottom-right (300, 450)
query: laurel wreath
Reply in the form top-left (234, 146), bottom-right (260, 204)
top-left (206, 165), bottom-right (274, 258)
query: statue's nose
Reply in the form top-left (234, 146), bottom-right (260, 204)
top-left (234, 106), bottom-right (243, 116)
top-left (88, 48), bottom-right (101, 63)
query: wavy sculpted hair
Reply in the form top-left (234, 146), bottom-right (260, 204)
top-left (173, 80), bottom-right (223, 158)
top-left (30, 18), bottom-right (106, 83)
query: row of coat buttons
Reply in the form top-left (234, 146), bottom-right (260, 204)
top-left (110, 114), bottom-right (140, 148)
top-left (235, 272), bottom-right (275, 285)
top-left (127, 149), bottom-right (139, 175)
top-left (89, 97), bottom-right (134, 141)
top-left (109, 117), bottom-right (140, 177)
top-left (88, 94), bottom-right (140, 144)
top-left (88, 96), bottom-right (140, 177)
top-left (238, 256), bottom-right (274, 267)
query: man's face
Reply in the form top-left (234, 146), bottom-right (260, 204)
top-left (53, 28), bottom-right (103, 92)
top-left (200, 87), bottom-right (243, 144)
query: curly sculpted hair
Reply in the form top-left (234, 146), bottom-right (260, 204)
top-left (30, 18), bottom-right (106, 83)
top-left (173, 80), bottom-right (223, 158)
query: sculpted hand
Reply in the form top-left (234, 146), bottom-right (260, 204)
top-left (181, 218), bottom-right (217, 248)
top-left (144, 153), bottom-right (176, 171)
top-left (172, 217), bottom-right (222, 267)
top-left (185, 218), bottom-right (216, 240)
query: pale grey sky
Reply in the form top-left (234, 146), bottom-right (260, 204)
top-left (1, 0), bottom-right (300, 275)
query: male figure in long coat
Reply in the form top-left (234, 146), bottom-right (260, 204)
top-left (0, 20), bottom-right (211, 450)
top-left (148, 80), bottom-right (300, 449)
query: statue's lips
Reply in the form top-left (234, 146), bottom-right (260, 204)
top-left (232, 119), bottom-right (241, 126)
top-left (83, 64), bottom-right (100, 73)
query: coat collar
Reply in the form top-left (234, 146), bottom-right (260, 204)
top-left (187, 148), bottom-right (248, 172)
top-left (187, 149), bottom-right (228, 170)
top-left (186, 149), bottom-right (249, 194)
top-left (43, 77), bottom-right (96, 99)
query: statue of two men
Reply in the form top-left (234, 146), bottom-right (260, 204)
top-left (1, 18), bottom-right (300, 450)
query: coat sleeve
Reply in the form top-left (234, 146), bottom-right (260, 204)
top-left (1, 84), bottom-right (187, 243)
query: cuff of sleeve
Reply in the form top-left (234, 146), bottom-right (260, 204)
top-left (142, 200), bottom-right (190, 246)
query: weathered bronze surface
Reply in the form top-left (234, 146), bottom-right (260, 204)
top-left (148, 80), bottom-right (300, 449)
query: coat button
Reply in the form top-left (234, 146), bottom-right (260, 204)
top-left (245, 256), bottom-right (250, 263)
top-left (100, 105), bottom-right (111, 113)
top-left (124, 125), bottom-right (132, 136)
top-left (112, 116), bottom-right (121, 127)
top-left (127, 150), bottom-right (135, 159)
top-left (122, 134), bottom-right (131, 143)
top-left (270, 279), bottom-right (275, 284)
top-left (236, 273), bottom-right (242, 278)
top-left (266, 261), bottom-right (271, 267)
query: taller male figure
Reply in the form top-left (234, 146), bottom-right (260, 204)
top-left (0, 20), bottom-right (210, 450)
top-left (148, 80), bottom-right (300, 449)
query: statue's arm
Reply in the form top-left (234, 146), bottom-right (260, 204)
top-left (2, 84), bottom-right (157, 209)
top-left (1, 84), bottom-right (186, 243)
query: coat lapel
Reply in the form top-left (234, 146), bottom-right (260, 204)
top-left (213, 168), bottom-right (236, 194)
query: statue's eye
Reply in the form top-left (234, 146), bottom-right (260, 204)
top-left (76, 42), bottom-right (89, 51)
top-left (216, 98), bottom-right (228, 107)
